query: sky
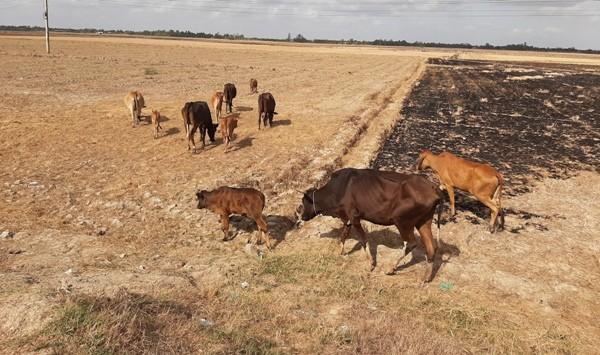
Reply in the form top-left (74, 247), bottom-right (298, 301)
top-left (1, 0), bottom-right (599, 49)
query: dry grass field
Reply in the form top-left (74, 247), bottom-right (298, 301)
top-left (1, 35), bottom-right (600, 354)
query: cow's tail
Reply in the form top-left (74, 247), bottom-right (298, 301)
top-left (181, 105), bottom-right (189, 136)
top-left (494, 172), bottom-right (505, 231)
top-left (435, 187), bottom-right (445, 243)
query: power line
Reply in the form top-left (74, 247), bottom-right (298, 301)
top-left (88, 0), bottom-right (600, 17)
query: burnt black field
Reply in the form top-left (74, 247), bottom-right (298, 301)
top-left (373, 58), bottom-right (600, 197)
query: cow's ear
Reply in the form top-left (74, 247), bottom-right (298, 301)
top-left (303, 191), bottom-right (312, 203)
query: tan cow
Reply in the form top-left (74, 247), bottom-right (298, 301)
top-left (416, 150), bottom-right (504, 233)
top-left (124, 91), bottom-right (145, 127)
top-left (151, 110), bottom-right (162, 139)
top-left (211, 91), bottom-right (224, 120)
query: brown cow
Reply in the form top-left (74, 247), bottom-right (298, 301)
top-left (196, 187), bottom-right (272, 249)
top-left (258, 92), bottom-right (277, 129)
top-left (219, 114), bottom-right (238, 151)
top-left (151, 110), bottom-right (162, 139)
top-left (297, 168), bottom-right (443, 282)
top-left (416, 150), bottom-right (504, 233)
top-left (211, 91), bottom-right (224, 120)
top-left (223, 83), bottom-right (237, 113)
top-left (124, 91), bottom-right (145, 127)
top-left (249, 78), bottom-right (258, 94)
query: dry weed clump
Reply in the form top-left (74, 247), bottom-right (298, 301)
top-left (28, 289), bottom-right (202, 354)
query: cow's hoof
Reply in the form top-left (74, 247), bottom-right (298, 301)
top-left (385, 268), bottom-right (396, 276)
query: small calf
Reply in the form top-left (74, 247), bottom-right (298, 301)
top-left (151, 110), bottom-right (162, 139)
top-left (219, 114), bottom-right (238, 151)
top-left (417, 150), bottom-right (504, 232)
top-left (196, 187), bottom-right (272, 249)
top-left (249, 78), bottom-right (258, 94)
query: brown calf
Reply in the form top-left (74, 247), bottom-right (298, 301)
top-left (151, 110), bottom-right (162, 139)
top-left (417, 150), bottom-right (504, 233)
top-left (196, 187), bottom-right (272, 249)
top-left (219, 114), bottom-right (238, 151)
top-left (249, 78), bottom-right (258, 94)
top-left (211, 91), bottom-right (224, 120)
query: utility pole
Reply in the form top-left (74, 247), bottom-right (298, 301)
top-left (44, 0), bottom-right (49, 53)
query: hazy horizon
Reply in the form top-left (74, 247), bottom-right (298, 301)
top-left (1, 0), bottom-right (599, 50)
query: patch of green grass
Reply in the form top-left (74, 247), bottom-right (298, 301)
top-left (260, 253), bottom-right (340, 283)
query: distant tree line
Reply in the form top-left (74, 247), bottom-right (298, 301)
top-left (1, 25), bottom-right (598, 54)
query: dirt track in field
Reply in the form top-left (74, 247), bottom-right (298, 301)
top-left (1, 36), bottom-right (600, 354)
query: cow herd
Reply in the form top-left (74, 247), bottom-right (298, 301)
top-left (123, 80), bottom-right (505, 283)
top-left (124, 78), bottom-right (274, 152)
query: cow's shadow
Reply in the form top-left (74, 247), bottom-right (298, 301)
top-left (319, 225), bottom-right (460, 278)
top-left (438, 190), bottom-right (555, 233)
top-left (162, 127), bottom-right (180, 137)
top-left (271, 119), bottom-right (291, 127)
top-left (236, 106), bottom-right (253, 112)
top-left (229, 136), bottom-right (254, 152)
top-left (229, 214), bottom-right (295, 248)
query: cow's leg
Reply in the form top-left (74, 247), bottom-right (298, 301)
top-left (269, 113), bottom-right (273, 127)
top-left (446, 185), bottom-right (456, 216)
top-left (131, 108), bottom-right (137, 128)
top-left (477, 195), bottom-right (500, 233)
top-left (339, 221), bottom-right (351, 255)
top-left (221, 214), bottom-right (230, 241)
top-left (200, 127), bottom-right (206, 149)
top-left (188, 124), bottom-right (198, 151)
top-left (386, 225), bottom-right (416, 275)
top-left (255, 214), bottom-right (272, 250)
top-left (352, 221), bottom-right (375, 270)
top-left (417, 219), bottom-right (437, 282)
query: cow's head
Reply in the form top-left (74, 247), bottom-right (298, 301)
top-left (416, 149), bottom-right (433, 171)
top-left (296, 188), bottom-right (318, 222)
top-left (208, 123), bottom-right (219, 142)
top-left (196, 190), bottom-right (209, 209)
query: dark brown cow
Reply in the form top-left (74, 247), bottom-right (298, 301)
top-left (196, 187), bottom-right (272, 249)
top-left (249, 78), bottom-right (258, 94)
top-left (223, 83), bottom-right (237, 113)
top-left (258, 92), bottom-right (277, 129)
top-left (297, 168), bottom-right (443, 282)
top-left (181, 101), bottom-right (218, 152)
